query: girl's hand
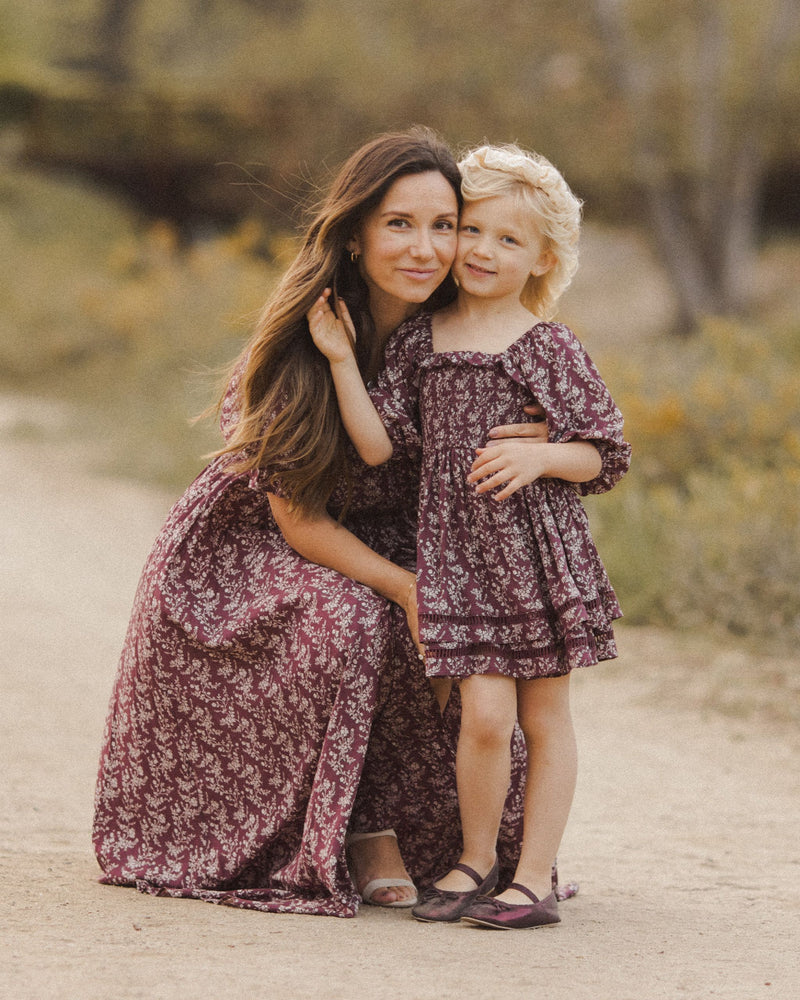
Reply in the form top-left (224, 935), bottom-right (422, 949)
top-left (485, 402), bottom-right (549, 446)
top-left (468, 441), bottom-right (550, 502)
top-left (306, 288), bottom-right (357, 365)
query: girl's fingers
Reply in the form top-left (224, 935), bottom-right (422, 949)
top-left (470, 446), bottom-right (500, 473)
top-left (472, 467), bottom-right (520, 500)
top-left (473, 468), bottom-right (513, 493)
top-left (491, 480), bottom-right (521, 501)
top-left (469, 451), bottom-right (507, 479)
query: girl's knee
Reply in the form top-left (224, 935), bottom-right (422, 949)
top-left (517, 674), bottom-right (573, 740)
top-left (460, 676), bottom-right (517, 746)
top-left (463, 711), bottom-right (513, 750)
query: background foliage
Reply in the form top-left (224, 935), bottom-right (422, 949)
top-left (1, 0), bottom-right (799, 652)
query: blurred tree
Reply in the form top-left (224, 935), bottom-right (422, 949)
top-left (94, 0), bottom-right (140, 82)
top-left (53, 0), bottom-right (142, 82)
top-left (593, 0), bottom-right (800, 331)
top-left (4, 0), bottom-right (798, 317)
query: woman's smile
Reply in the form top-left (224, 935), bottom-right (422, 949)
top-left (352, 171), bottom-right (459, 308)
top-left (399, 266), bottom-right (441, 280)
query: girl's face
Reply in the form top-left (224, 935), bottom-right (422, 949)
top-left (350, 171), bottom-right (459, 311)
top-left (453, 194), bottom-right (554, 303)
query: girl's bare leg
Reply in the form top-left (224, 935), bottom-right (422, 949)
top-left (497, 672), bottom-right (577, 903)
top-left (434, 674), bottom-right (517, 891)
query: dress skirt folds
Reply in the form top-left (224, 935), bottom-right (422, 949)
top-left (92, 378), bottom-right (530, 917)
top-left (368, 313), bottom-right (631, 682)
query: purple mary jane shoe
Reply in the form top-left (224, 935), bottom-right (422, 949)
top-left (411, 860), bottom-right (499, 923)
top-left (461, 882), bottom-right (561, 929)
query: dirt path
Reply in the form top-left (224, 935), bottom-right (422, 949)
top-left (2, 415), bottom-right (798, 1000)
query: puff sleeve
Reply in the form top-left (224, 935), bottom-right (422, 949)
top-left (508, 323), bottom-right (631, 495)
top-left (367, 315), bottom-right (430, 462)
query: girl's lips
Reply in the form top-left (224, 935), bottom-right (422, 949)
top-left (464, 262), bottom-right (494, 275)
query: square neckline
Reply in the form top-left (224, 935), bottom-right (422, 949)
top-left (425, 311), bottom-right (549, 359)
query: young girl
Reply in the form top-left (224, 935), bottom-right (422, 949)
top-left (308, 143), bottom-right (630, 928)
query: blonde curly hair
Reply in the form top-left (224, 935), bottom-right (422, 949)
top-left (458, 144), bottom-right (583, 320)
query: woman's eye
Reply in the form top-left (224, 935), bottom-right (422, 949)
top-left (387, 218), bottom-right (410, 228)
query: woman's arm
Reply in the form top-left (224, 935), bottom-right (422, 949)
top-left (486, 402), bottom-right (549, 444)
top-left (468, 439), bottom-right (603, 502)
top-left (307, 291), bottom-right (393, 465)
top-left (268, 493), bottom-right (421, 647)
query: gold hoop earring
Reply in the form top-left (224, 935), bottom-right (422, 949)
top-left (349, 250), bottom-right (360, 263)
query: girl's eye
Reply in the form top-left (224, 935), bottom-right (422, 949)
top-left (501, 235), bottom-right (519, 246)
top-left (461, 224), bottom-right (479, 234)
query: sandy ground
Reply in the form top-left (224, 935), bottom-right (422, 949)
top-left (2, 407), bottom-right (799, 1000)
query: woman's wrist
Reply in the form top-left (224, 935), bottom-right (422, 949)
top-left (386, 572), bottom-right (416, 610)
top-left (402, 578), bottom-right (416, 612)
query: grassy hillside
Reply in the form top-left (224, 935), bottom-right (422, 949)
top-left (2, 165), bottom-right (798, 652)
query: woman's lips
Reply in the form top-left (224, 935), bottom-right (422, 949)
top-left (399, 268), bottom-right (440, 280)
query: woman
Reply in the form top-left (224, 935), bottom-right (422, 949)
top-left (93, 127), bottom-right (557, 917)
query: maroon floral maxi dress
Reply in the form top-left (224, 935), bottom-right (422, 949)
top-left (370, 313), bottom-right (631, 679)
top-left (93, 367), bottom-right (535, 917)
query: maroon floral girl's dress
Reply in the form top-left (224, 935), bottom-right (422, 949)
top-left (370, 311), bottom-right (631, 681)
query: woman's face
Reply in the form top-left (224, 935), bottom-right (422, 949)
top-left (350, 171), bottom-right (459, 312)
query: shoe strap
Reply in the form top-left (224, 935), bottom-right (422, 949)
top-left (452, 862), bottom-right (484, 888)
top-left (347, 828), bottom-right (397, 844)
top-left (507, 882), bottom-right (541, 903)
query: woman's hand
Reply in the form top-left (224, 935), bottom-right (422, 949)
top-left (485, 402), bottom-right (549, 445)
top-left (306, 288), bottom-right (357, 365)
top-left (403, 577), bottom-right (450, 713)
top-left (402, 576), bottom-right (424, 656)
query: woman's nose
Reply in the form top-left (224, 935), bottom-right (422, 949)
top-left (409, 230), bottom-right (435, 259)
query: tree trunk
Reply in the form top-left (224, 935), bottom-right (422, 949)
top-left (716, 0), bottom-right (800, 311)
top-left (94, 0), bottom-right (141, 83)
top-left (593, 0), bottom-right (800, 332)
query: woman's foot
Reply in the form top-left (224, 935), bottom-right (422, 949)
top-left (348, 831), bottom-right (417, 907)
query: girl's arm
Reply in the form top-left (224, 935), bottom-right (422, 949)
top-left (307, 291), bottom-right (393, 466)
top-left (268, 493), bottom-right (421, 649)
top-left (468, 439), bottom-right (603, 502)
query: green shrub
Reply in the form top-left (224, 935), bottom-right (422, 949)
top-left (588, 316), bottom-right (800, 648)
top-left (2, 166), bottom-right (798, 649)
top-left (0, 166), bottom-right (278, 486)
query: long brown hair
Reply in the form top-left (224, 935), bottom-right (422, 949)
top-left (220, 126), bottom-right (461, 514)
